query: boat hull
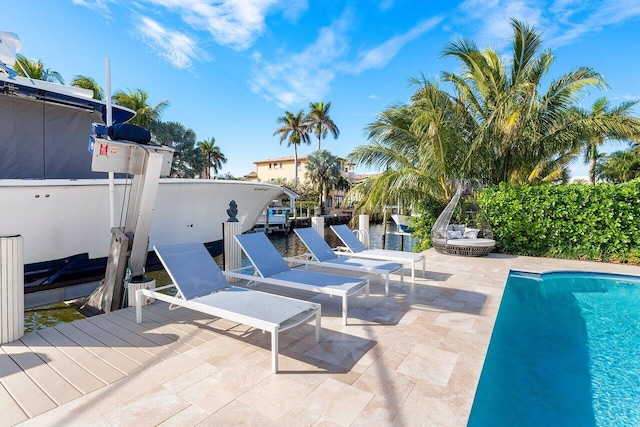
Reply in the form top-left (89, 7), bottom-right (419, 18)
top-left (0, 179), bottom-right (283, 286)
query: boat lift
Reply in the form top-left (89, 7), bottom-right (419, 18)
top-left (81, 136), bottom-right (174, 314)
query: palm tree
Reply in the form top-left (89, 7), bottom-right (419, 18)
top-left (572, 97), bottom-right (640, 184)
top-left (596, 145), bottom-right (640, 183)
top-left (305, 149), bottom-right (341, 214)
top-left (14, 54), bottom-right (64, 83)
top-left (150, 121), bottom-right (202, 177)
top-left (70, 75), bottom-right (104, 100)
top-left (348, 19), bottom-right (640, 213)
top-left (112, 88), bottom-right (168, 128)
top-left (305, 101), bottom-right (339, 150)
top-left (348, 79), bottom-right (466, 213)
top-left (273, 110), bottom-right (310, 183)
top-left (197, 137), bottom-right (227, 179)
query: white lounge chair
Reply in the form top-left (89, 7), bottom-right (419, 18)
top-left (135, 242), bottom-right (321, 373)
top-left (330, 224), bottom-right (426, 283)
top-left (291, 227), bottom-right (403, 296)
top-left (227, 232), bottom-right (369, 325)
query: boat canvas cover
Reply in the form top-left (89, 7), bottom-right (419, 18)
top-left (0, 94), bottom-right (107, 179)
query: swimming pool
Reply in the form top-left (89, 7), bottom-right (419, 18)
top-left (468, 271), bottom-right (640, 426)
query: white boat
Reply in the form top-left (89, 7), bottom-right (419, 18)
top-left (253, 206), bottom-right (292, 233)
top-left (0, 31), bottom-right (282, 287)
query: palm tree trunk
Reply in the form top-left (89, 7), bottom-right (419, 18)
top-left (589, 157), bottom-right (597, 184)
top-left (294, 145), bottom-right (298, 183)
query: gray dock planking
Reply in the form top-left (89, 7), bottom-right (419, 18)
top-left (0, 303), bottom-right (220, 426)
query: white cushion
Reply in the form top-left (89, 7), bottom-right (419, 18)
top-left (447, 230), bottom-right (463, 239)
top-left (446, 238), bottom-right (495, 247)
top-left (464, 228), bottom-right (480, 239)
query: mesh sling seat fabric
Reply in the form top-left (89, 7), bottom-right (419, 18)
top-left (135, 242), bottom-right (321, 373)
top-left (329, 224), bottom-right (426, 282)
top-left (227, 232), bottom-right (369, 325)
top-left (292, 227), bottom-right (403, 297)
top-left (430, 180), bottom-right (496, 257)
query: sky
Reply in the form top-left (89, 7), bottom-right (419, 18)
top-left (3, 0), bottom-right (640, 179)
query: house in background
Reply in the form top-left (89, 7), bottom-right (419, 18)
top-left (245, 155), bottom-right (356, 214)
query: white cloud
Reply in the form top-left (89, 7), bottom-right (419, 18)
top-left (458, 0), bottom-right (544, 49)
top-left (71, 0), bottom-right (113, 14)
top-left (548, 0), bottom-right (640, 47)
top-left (140, 0), bottom-right (278, 50)
top-left (249, 13), bottom-right (351, 108)
top-left (351, 16), bottom-right (443, 74)
top-left (457, 0), bottom-right (640, 50)
top-left (133, 16), bottom-right (200, 69)
top-left (250, 11), bottom-right (438, 108)
top-left (274, 0), bottom-right (308, 22)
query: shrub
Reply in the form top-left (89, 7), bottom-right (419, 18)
top-left (476, 181), bottom-right (640, 264)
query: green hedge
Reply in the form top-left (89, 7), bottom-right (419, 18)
top-left (476, 182), bottom-right (640, 264)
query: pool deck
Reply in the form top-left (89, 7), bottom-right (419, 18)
top-left (2, 250), bottom-right (638, 426)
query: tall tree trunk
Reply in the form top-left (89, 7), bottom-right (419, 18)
top-left (589, 157), bottom-right (597, 184)
top-left (294, 145), bottom-right (298, 183)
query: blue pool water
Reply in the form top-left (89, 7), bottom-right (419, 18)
top-left (468, 271), bottom-right (640, 426)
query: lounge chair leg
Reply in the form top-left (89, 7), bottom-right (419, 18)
top-left (385, 275), bottom-right (389, 297)
top-left (365, 281), bottom-right (370, 308)
top-left (272, 329), bottom-right (279, 373)
top-left (342, 295), bottom-right (348, 326)
top-left (135, 289), bottom-right (142, 323)
top-left (315, 308), bottom-right (321, 342)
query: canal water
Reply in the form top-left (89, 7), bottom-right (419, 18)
top-left (25, 223), bottom-right (416, 332)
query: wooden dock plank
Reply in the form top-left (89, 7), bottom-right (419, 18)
top-left (134, 304), bottom-right (219, 342)
top-left (0, 348), bottom-right (56, 418)
top-left (143, 301), bottom-right (225, 332)
top-left (0, 381), bottom-right (28, 426)
top-left (55, 322), bottom-right (146, 376)
top-left (106, 310), bottom-right (198, 354)
top-left (84, 315), bottom-right (179, 360)
top-left (1, 339), bottom-right (83, 406)
top-left (19, 331), bottom-right (105, 394)
top-left (71, 319), bottom-right (162, 368)
top-left (35, 328), bottom-right (126, 384)
top-left (100, 310), bottom-right (184, 347)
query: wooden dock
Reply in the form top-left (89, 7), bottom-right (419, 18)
top-left (1, 301), bottom-right (255, 425)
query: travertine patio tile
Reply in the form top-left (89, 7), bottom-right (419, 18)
top-left (433, 311), bottom-right (478, 332)
top-left (303, 331), bottom-right (375, 371)
top-left (178, 362), bottom-right (270, 413)
top-left (396, 344), bottom-right (459, 386)
top-left (237, 374), bottom-right (318, 419)
top-left (351, 368), bottom-right (416, 423)
top-left (393, 383), bottom-right (470, 426)
top-left (311, 415), bottom-right (344, 426)
top-left (439, 327), bottom-right (489, 357)
top-left (183, 334), bottom-right (258, 367)
top-left (102, 387), bottom-right (190, 427)
top-left (403, 317), bottom-right (451, 346)
top-left (278, 405), bottom-right (322, 426)
top-left (198, 400), bottom-right (280, 426)
top-left (161, 362), bottom-right (220, 393)
top-left (295, 378), bottom-right (374, 426)
top-left (157, 405), bottom-right (210, 427)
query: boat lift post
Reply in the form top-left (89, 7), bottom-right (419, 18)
top-left (82, 137), bottom-right (174, 314)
